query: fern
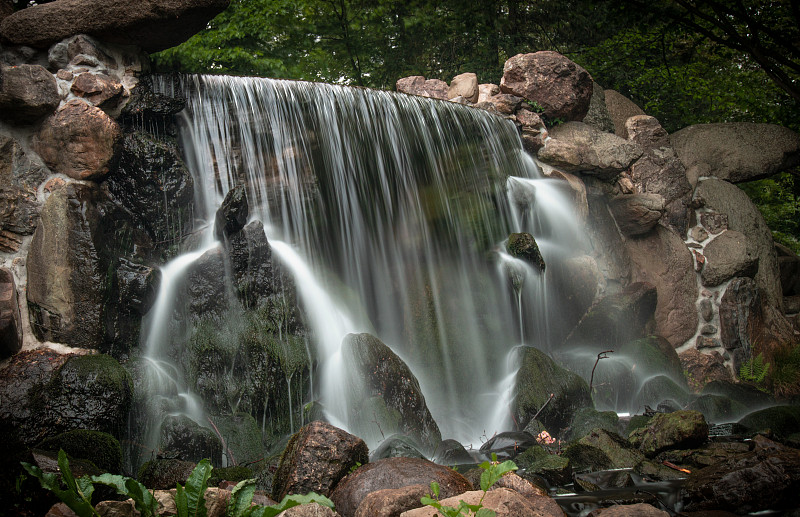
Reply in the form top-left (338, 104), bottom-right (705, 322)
top-left (739, 353), bottom-right (770, 387)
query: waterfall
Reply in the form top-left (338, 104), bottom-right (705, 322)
top-left (143, 75), bottom-right (584, 454)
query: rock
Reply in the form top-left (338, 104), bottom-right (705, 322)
top-left (227, 220), bottom-right (288, 308)
top-left (341, 333), bottom-right (441, 451)
top-left (370, 435), bottom-right (426, 462)
top-left (559, 255), bottom-right (603, 337)
top-left (683, 437), bottom-right (800, 513)
top-left (488, 472), bottom-right (548, 498)
top-left (515, 445), bottom-right (571, 486)
top-left (0, 0), bottom-right (230, 52)
top-left (395, 76), bottom-right (448, 100)
top-left (776, 243), bottom-right (800, 296)
top-left (120, 77), bottom-right (187, 124)
top-left (0, 134), bottom-right (50, 238)
top-left (70, 73), bottom-right (124, 111)
top-left (578, 429), bottom-right (646, 469)
top-left (738, 406), bottom-right (800, 438)
top-left (26, 183), bottom-right (107, 347)
top-left (280, 503), bottom-right (339, 516)
top-left (103, 259), bottom-right (161, 356)
top-left (608, 193), bottom-right (664, 236)
top-left (538, 122), bottom-right (643, 180)
top-left (699, 298), bottom-right (714, 322)
top-left (701, 379), bottom-right (775, 409)
top-left (629, 410), bottom-right (708, 457)
top-left (477, 83), bottom-right (500, 102)
top-left (405, 487), bottom-right (566, 517)
top-left (95, 500), bottom-right (139, 517)
top-left (679, 349), bottom-right (733, 392)
top-left (603, 90), bottom-right (646, 138)
top-left (47, 34), bottom-right (116, 70)
top-left (272, 421), bottom-right (368, 501)
top-left (685, 394), bottom-right (747, 423)
top-left (0, 268), bottom-right (22, 359)
top-left (625, 225), bottom-right (699, 348)
top-left (506, 232), bottom-right (545, 272)
top-left (106, 130), bottom-right (194, 248)
top-left (159, 415), bottom-right (223, 464)
top-left (718, 277), bottom-right (760, 370)
top-left (588, 503), bottom-right (669, 516)
top-left (618, 336), bottom-right (686, 386)
top-left (481, 93), bottom-right (523, 114)
top-left (354, 484), bottom-right (429, 517)
top-left (563, 282), bottom-right (657, 349)
top-left (186, 246), bottom-right (231, 321)
top-left (34, 100), bottom-right (122, 181)
top-left (35, 429), bottom-right (122, 474)
top-left (633, 375), bottom-right (690, 412)
top-left (432, 439), bottom-right (474, 466)
top-left (560, 442), bottom-right (612, 472)
top-left (701, 230), bottom-right (758, 287)
top-left (689, 226), bottom-right (709, 243)
top-left (670, 123), bottom-right (800, 185)
top-left (479, 431), bottom-right (538, 460)
top-left (215, 185), bottom-right (249, 240)
top-left (513, 346), bottom-right (592, 434)
top-left (138, 459), bottom-right (197, 490)
top-left (0, 64), bottom-right (59, 124)
top-left (625, 116), bottom-right (692, 236)
top-left (448, 73), bottom-right (478, 103)
top-left (500, 51), bottom-right (593, 122)
top-left (582, 82), bottom-right (614, 133)
top-left (331, 457), bottom-right (472, 517)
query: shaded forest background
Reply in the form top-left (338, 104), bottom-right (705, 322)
top-left (143, 0), bottom-right (800, 252)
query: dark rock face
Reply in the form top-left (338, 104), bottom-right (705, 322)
top-left (513, 345), bottom-right (592, 434)
top-left (34, 100), bottom-right (122, 181)
top-left (330, 457), bottom-right (471, 517)
top-left (506, 232), bottom-right (545, 271)
top-left (701, 230), bottom-right (758, 287)
top-left (628, 410), bottom-right (708, 457)
top-left (563, 282), bottom-right (657, 349)
top-left (272, 421), bottom-right (369, 501)
top-left (500, 51), bottom-right (593, 121)
top-left (138, 458), bottom-right (197, 490)
top-left (120, 79), bottom-right (187, 124)
top-left (106, 130), bottom-right (194, 250)
top-left (26, 183), bottom-right (106, 347)
top-left (186, 247), bottom-right (229, 320)
top-left (683, 437), bottom-right (800, 514)
top-left (70, 73), bottom-right (124, 111)
top-left (215, 185), bottom-right (249, 240)
top-left (104, 259), bottom-right (160, 356)
top-left (0, 135), bottom-right (50, 248)
top-left (159, 415), bottom-right (223, 465)
top-left (0, 64), bottom-right (59, 124)
top-left (608, 193), bottom-right (664, 237)
top-left (227, 221), bottom-right (281, 308)
top-left (679, 349), bottom-right (732, 391)
top-left (718, 277), bottom-right (759, 371)
top-left (395, 76), bottom-right (448, 100)
top-left (0, 267), bottom-right (22, 359)
top-left (0, 0), bottom-right (230, 52)
top-left (341, 333), bottom-right (442, 451)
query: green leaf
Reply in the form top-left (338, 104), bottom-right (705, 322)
top-left (430, 481), bottom-right (440, 498)
top-left (228, 478), bottom-right (257, 517)
top-left (479, 459), bottom-right (517, 492)
top-left (182, 459), bottom-right (213, 517)
top-left (58, 450), bottom-right (79, 495)
top-left (22, 456), bottom-right (100, 517)
top-left (92, 474), bottom-right (158, 517)
top-left (76, 476), bottom-right (95, 502)
top-left (475, 508), bottom-right (497, 517)
top-left (175, 484), bottom-right (189, 517)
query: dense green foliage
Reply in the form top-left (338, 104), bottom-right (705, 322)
top-left (150, 0), bottom-right (800, 249)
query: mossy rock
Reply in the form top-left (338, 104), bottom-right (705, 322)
top-left (506, 232), bottom-right (545, 272)
top-left (628, 410), bottom-right (709, 457)
top-left (513, 346), bottom-right (592, 435)
top-left (138, 458), bottom-right (196, 490)
top-left (208, 465), bottom-right (254, 488)
top-left (159, 415), bottom-right (223, 465)
top-left (625, 415), bottom-right (653, 436)
top-left (737, 405), bottom-right (800, 438)
top-left (686, 394), bottom-right (748, 423)
top-left (370, 434), bottom-right (426, 461)
top-left (632, 375), bottom-right (690, 413)
top-left (561, 443), bottom-right (612, 472)
top-left (565, 407), bottom-right (618, 442)
top-left (701, 380), bottom-right (775, 408)
top-left (213, 412), bottom-right (265, 466)
top-left (515, 445), bottom-right (571, 486)
top-left (618, 336), bottom-right (687, 387)
top-left (577, 429), bottom-right (645, 469)
top-left (35, 429), bottom-right (122, 473)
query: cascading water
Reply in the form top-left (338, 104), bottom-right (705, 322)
top-left (138, 74), bottom-right (586, 462)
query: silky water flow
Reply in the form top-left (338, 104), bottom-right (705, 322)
top-left (133, 75), bottom-right (587, 467)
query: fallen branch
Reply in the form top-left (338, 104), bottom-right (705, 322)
top-left (532, 393), bottom-right (555, 422)
top-left (590, 350), bottom-right (613, 392)
top-left (208, 416), bottom-right (236, 466)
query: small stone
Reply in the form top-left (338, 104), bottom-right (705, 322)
top-left (700, 324), bottom-right (717, 335)
top-left (696, 336), bottom-right (721, 349)
top-left (56, 69), bottom-right (73, 81)
top-left (700, 298), bottom-right (714, 322)
top-left (689, 226), bottom-right (709, 242)
top-left (693, 250), bottom-right (705, 272)
top-left (448, 72), bottom-right (478, 103)
top-left (700, 211), bottom-right (728, 234)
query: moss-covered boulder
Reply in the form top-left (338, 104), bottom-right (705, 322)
top-left (632, 375), bottom-right (690, 413)
top-left (628, 410), bottom-right (709, 457)
top-left (514, 445), bottom-right (571, 486)
top-left (561, 442), bottom-right (612, 472)
top-left (208, 465), bottom-right (254, 488)
top-left (738, 406), bottom-right (800, 438)
top-left (506, 232), bottom-right (545, 272)
top-left (138, 458), bottom-right (196, 490)
top-left (342, 333), bottom-right (441, 451)
top-left (513, 346), bottom-right (592, 435)
top-left (618, 336), bottom-right (686, 386)
top-left (213, 412), bottom-right (264, 466)
top-left (370, 435), bottom-right (426, 461)
top-left (159, 415), bottom-right (223, 465)
top-left (578, 429), bottom-right (645, 469)
top-left (565, 407), bottom-right (619, 442)
top-left (36, 429), bottom-right (122, 473)
top-left (685, 394), bottom-right (748, 423)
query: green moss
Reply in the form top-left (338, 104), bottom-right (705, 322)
top-left (625, 415), bottom-right (653, 435)
top-left (738, 405), bottom-right (800, 438)
top-left (36, 430), bottom-right (122, 474)
top-left (561, 443), bottom-right (612, 472)
top-left (567, 407), bottom-right (619, 441)
top-left (60, 354), bottom-right (134, 395)
top-left (208, 466), bottom-right (254, 487)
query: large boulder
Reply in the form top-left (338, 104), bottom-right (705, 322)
top-left (538, 122), bottom-right (642, 181)
top-left (0, 0), bottom-right (230, 52)
top-left (400, 487), bottom-right (565, 517)
top-left (215, 184), bottom-right (249, 240)
top-left (105, 130), bottom-right (194, 249)
top-left (700, 230), bottom-right (758, 287)
top-left (272, 421), bottom-right (369, 501)
top-left (448, 72), bottom-right (478, 103)
top-left (628, 410), bottom-right (708, 457)
top-left (625, 116), bottom-right (692, 236)
top-left (679, 349), bottom-right (733, 392)
top-left (500, 51), bottom-right (593, 121)
top-left (354, 484), bottom-right (429, 517)
top-left (330, 457), bottom-right (472, 517)
top-left (670, 123), bottom-right (800, 185)
top-left (608, 193), bottom-right (664, 237)
top-left (625, 225), bottom-right (699, 348)
top-left (603, 90), bottom-right (646, 138)
top-left (341, 333), bottom-right (441, 451)
top-left (512, 346), bottom-right (592, 434)
top-left (0, 268), bottom-right (22, 359)
top-left (26, 183), bottom-right (106, 347)
top-left (695, 178), bottom-right (783, 312)
top-left (582, 82), bottom-right (614, 133)
top-left (0, 135), bottom-right (50, 250)
top-left (0, 64), bottom-right (59, 125)
top-left (395, 76), bottom-right (448, 100)
top-left (34, 100), bottom-right (122, 181)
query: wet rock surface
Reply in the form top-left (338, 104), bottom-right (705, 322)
top-left (628, 410), bottom-right (709, 457)
top-left (0, 267), bottom-right (22, 358)
top-left (0, 64), bottom-right (59, 124)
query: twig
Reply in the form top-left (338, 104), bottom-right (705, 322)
top-left (532, 393), bottom-right (555, 422)
top-left (590, 350), bottom-right (613, 392)
top-left (371, 412), bottom-right (385, 441)
top-left (208, 416), bottom-right (236, 466)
